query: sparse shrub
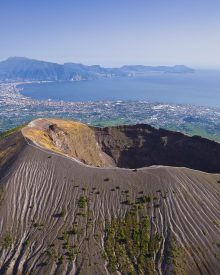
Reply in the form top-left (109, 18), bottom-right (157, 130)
top-left (23, 240), bottom-right (30, 247)
top-left (66, 251), bottom-right (75, 261)
top-left (60, 209), bottom-right (65, 217)
top-left (212, 220), bottom-right (219, 227)
top-left (102, 252), bottom-right (108, 260)
top-left (2, 233), bottom-right (13, 248)
top-left (56, 255), bottom-right (63, 265)
top-left (53, 209), bottom-right (65, 218)
top-left (121, 199), bottom-right (133, 205)
top-left (33, 222), bottom-right (44, 229)
top-left (136, 195), bottom-right (151, 204)
top-left (78, 196), bottom-right (88, 208)
top-left (94, 233), bottom-right (100, 239)
top-left (63, 231), bottom-right (68, 244)
top-left (67, 228), bottom-right (77, 235)
top-left (47, 248), bottom-right (57, 260)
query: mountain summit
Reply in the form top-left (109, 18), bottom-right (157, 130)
top-left (0, 119), bottom-right (219, 274)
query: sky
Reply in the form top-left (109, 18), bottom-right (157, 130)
top-left (0, 0), bottom-right (220, 68)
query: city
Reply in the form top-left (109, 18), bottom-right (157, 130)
top-left (0, 82), bottom-right (220, 141)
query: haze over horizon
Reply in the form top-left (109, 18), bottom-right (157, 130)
top-left (1, 0), bottom-right (220, 69)
top-left (0, 56), bottom-right (196, 69)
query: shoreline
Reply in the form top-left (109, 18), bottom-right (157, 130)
top-left (0, 82), bottom-right (219, 142)
top-left (17, 76), bottom-right (220, 109)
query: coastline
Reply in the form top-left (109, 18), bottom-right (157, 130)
top-left (0, 82), bottom-right (219, 142)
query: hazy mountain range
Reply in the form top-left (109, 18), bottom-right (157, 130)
top-left (0, 57), bottom-right (194, 81)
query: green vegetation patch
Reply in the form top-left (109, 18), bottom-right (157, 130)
top-left (136, 195), bottom-right (151, 204)
top-left (78, 196), bottom-right (88, 208)
top-left (52, 208), bottom-right (66, 218)
top-left (47, 230), bottom-right (76, 265)
top-left (2, 232), bottom-right (13, 249)
top-left (104, 208), bottom-right (160, 274)
top-left (166, 122), bottom-right (220, 142)
top-left (0, 123), bottom-right (27, 141)
top-left (166, 237), bottom-right (187, 274)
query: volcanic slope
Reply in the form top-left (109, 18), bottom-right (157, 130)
top-left (0, 118), bottom-right (220, 275)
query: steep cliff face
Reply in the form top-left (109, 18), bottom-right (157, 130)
top-left (0, 119), bottom-right (220, 275)
top-left (21, 118), bottom-right (220, 173)
top-left (22, 118), bottom-right (113, 167)
top-left (94, 124), bottom-right (220, 173)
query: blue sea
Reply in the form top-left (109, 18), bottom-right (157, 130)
top-left (19, 70), bottom-right (220, 108)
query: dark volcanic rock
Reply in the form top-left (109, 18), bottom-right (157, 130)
top-left (0, 131), bottom-right (26, 179)
top-left (0, 119), bottom-right (220, 274)
top-left (94, 124), bottom-right (220, 173)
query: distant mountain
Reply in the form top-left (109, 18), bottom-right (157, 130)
top-left (0, 57), bottom-right (195, 81)
top-left (121, 65), bottom-right (194, 74)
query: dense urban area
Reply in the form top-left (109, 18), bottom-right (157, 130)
top-left (0, 82), bottom-right (220, 141)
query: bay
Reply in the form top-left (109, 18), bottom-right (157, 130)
top-left (19, 70), bottom-right (220, 108)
